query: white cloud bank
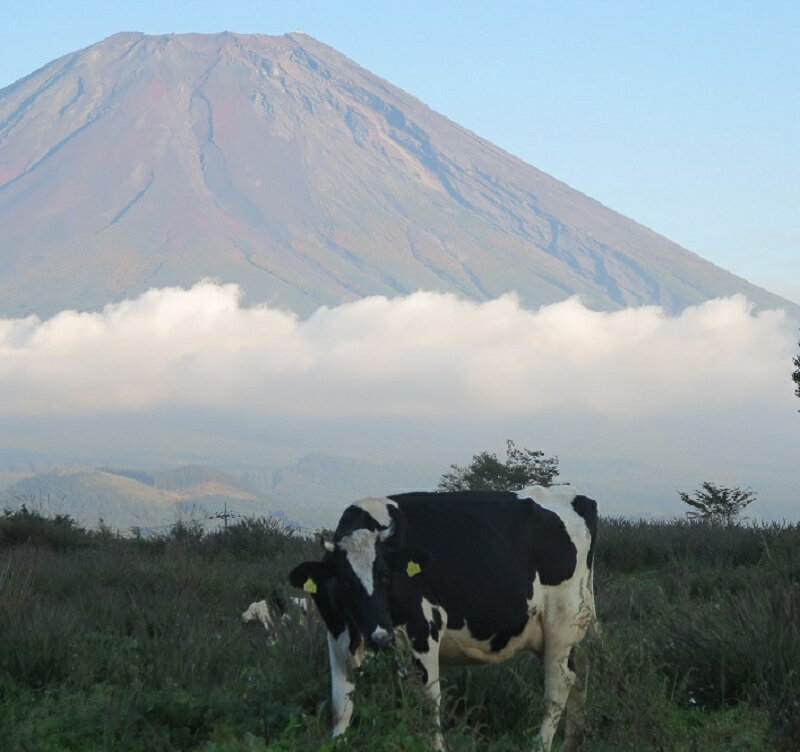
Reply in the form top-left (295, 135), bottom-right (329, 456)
top-left (0, 281), bottom-right (796, 417)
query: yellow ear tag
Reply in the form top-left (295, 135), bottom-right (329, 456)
top-left (406, 560), bottom-right (422, 578)
top-left (303, 577), bottom-right (318, 594)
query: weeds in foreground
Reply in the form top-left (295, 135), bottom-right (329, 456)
top-left (0, 510), bottom-right (796, 750)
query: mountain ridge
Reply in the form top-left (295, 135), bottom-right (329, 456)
top-left (0, 454), bottom-right (443, 531)
top-left (3, 465), bottom-right (287, 531)
top-left (0, 31), bottom-right (796, 319)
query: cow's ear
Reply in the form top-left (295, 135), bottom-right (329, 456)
top-left (387, 546), bottom-right (432, 579)
top-left (288, 560), bottom-right (336, 594)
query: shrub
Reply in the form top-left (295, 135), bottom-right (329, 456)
top-left (678, 482), bottom-right (757, 526)
top-left (0, 504), bottom-right (89, 551)
top-left (203, 516), bottom-right (298, 560)
top-left (438, 440), bottom-right (559, 492)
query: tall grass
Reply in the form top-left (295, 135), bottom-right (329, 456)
top-left (0, 508), bottom-right (796, 750)
top-left (597, 517), bottom-right (772, 572)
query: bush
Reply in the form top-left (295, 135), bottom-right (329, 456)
top-left (438, 440), bottom-right (559, 492)
top-left (0, 504), bottom-right (90, 551)
top-left (202, 516), bottom-right (298, 561)
top-left (678, 482), bottom-right (757, 525)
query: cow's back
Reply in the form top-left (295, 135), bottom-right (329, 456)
top-left (387, 491), bottom-right (593, 648)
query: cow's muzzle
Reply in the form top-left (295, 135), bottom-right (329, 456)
top-left (369, 626), bottom-right (394, 649)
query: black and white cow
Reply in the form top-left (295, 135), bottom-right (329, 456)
top-left (288, 485), bottom-right (598, 751)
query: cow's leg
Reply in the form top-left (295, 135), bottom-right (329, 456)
top-left (560, 645), bottom-right (588, 752)
top-left (402, 601), bottom-right (447, 750)
top-left (327, 631), bottom-right (355, 738)
top-left (413, 640), bottom-right (445, 751)
top-left (560, 581), bottom-right (596, 752)
top-left (536, 639), bottom-right (577, 752)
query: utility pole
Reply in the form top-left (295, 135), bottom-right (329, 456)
top-left (211, 501), bottom-right (237, 530)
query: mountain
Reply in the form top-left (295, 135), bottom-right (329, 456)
top-left (1, 31), bottom-right (795, 319)
top-left (0, 454), bottom-right (442, 531)
top-left (2, 465), bottom-right (290, 532)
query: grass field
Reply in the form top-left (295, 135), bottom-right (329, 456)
top-left (1, 507), bottom-right (798, 751)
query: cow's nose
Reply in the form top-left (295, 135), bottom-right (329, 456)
top-left (371, 626), bottom-right (394, 647)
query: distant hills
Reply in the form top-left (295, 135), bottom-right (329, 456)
top-left (0, 453), bottom-right (441, 531)
top-left (3, 465), bottom-right (281, 532)
top-left (1, 31), bottom-right (796, 318)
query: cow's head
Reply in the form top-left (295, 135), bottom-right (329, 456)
top-left (288, 522), bottom-right (430, 650)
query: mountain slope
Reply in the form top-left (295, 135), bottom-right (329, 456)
top-left (0, 454), bottom-right (442, 531)
top-left (3, 466), bottom-right (290, 531)
top-left (0, 31), bottom-right (795, 318)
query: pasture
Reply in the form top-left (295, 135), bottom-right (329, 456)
top-left (1, 507), bottom-right (798, 751)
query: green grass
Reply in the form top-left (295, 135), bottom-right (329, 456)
top-left (0, 509), bottom-right (797, 750)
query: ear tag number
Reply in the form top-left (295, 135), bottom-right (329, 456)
top-left (406, 560), bottom-right (422, 578)
top-left (303, 577), bottom-right (318, 594)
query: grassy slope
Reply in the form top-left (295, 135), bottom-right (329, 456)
top-left (1, 510), bottom-right (798, 751)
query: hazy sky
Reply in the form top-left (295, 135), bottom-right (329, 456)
top-left (2, 1), bottom-right (798, 304)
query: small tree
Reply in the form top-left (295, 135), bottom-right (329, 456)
top-left (678, 482), bottom-right (757, 525)
top-left (437, 440), bottom-right (559, 492)
top-left (793, 338), bottom-right (799, 405)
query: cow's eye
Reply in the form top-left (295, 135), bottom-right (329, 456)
top-left (379, 571), bottom-right (391, 586)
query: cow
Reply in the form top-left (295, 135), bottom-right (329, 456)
top-left (241, 596), bottom-right (310, 642)
top-left (242, 599), bottom-right (279, 633)
top-left (288, 485), bottom-right (598, 752)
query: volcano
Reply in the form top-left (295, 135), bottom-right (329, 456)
top-left (0, 31), bottom-right (795, 318)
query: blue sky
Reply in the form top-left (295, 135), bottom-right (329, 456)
top-left (2, 0), bottom-right (799, 303)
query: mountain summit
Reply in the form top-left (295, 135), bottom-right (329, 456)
top-left (0, 32), bottom-right (794, 317)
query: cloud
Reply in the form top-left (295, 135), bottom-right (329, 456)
top-left (0, 281), bottom-right (795, 417)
